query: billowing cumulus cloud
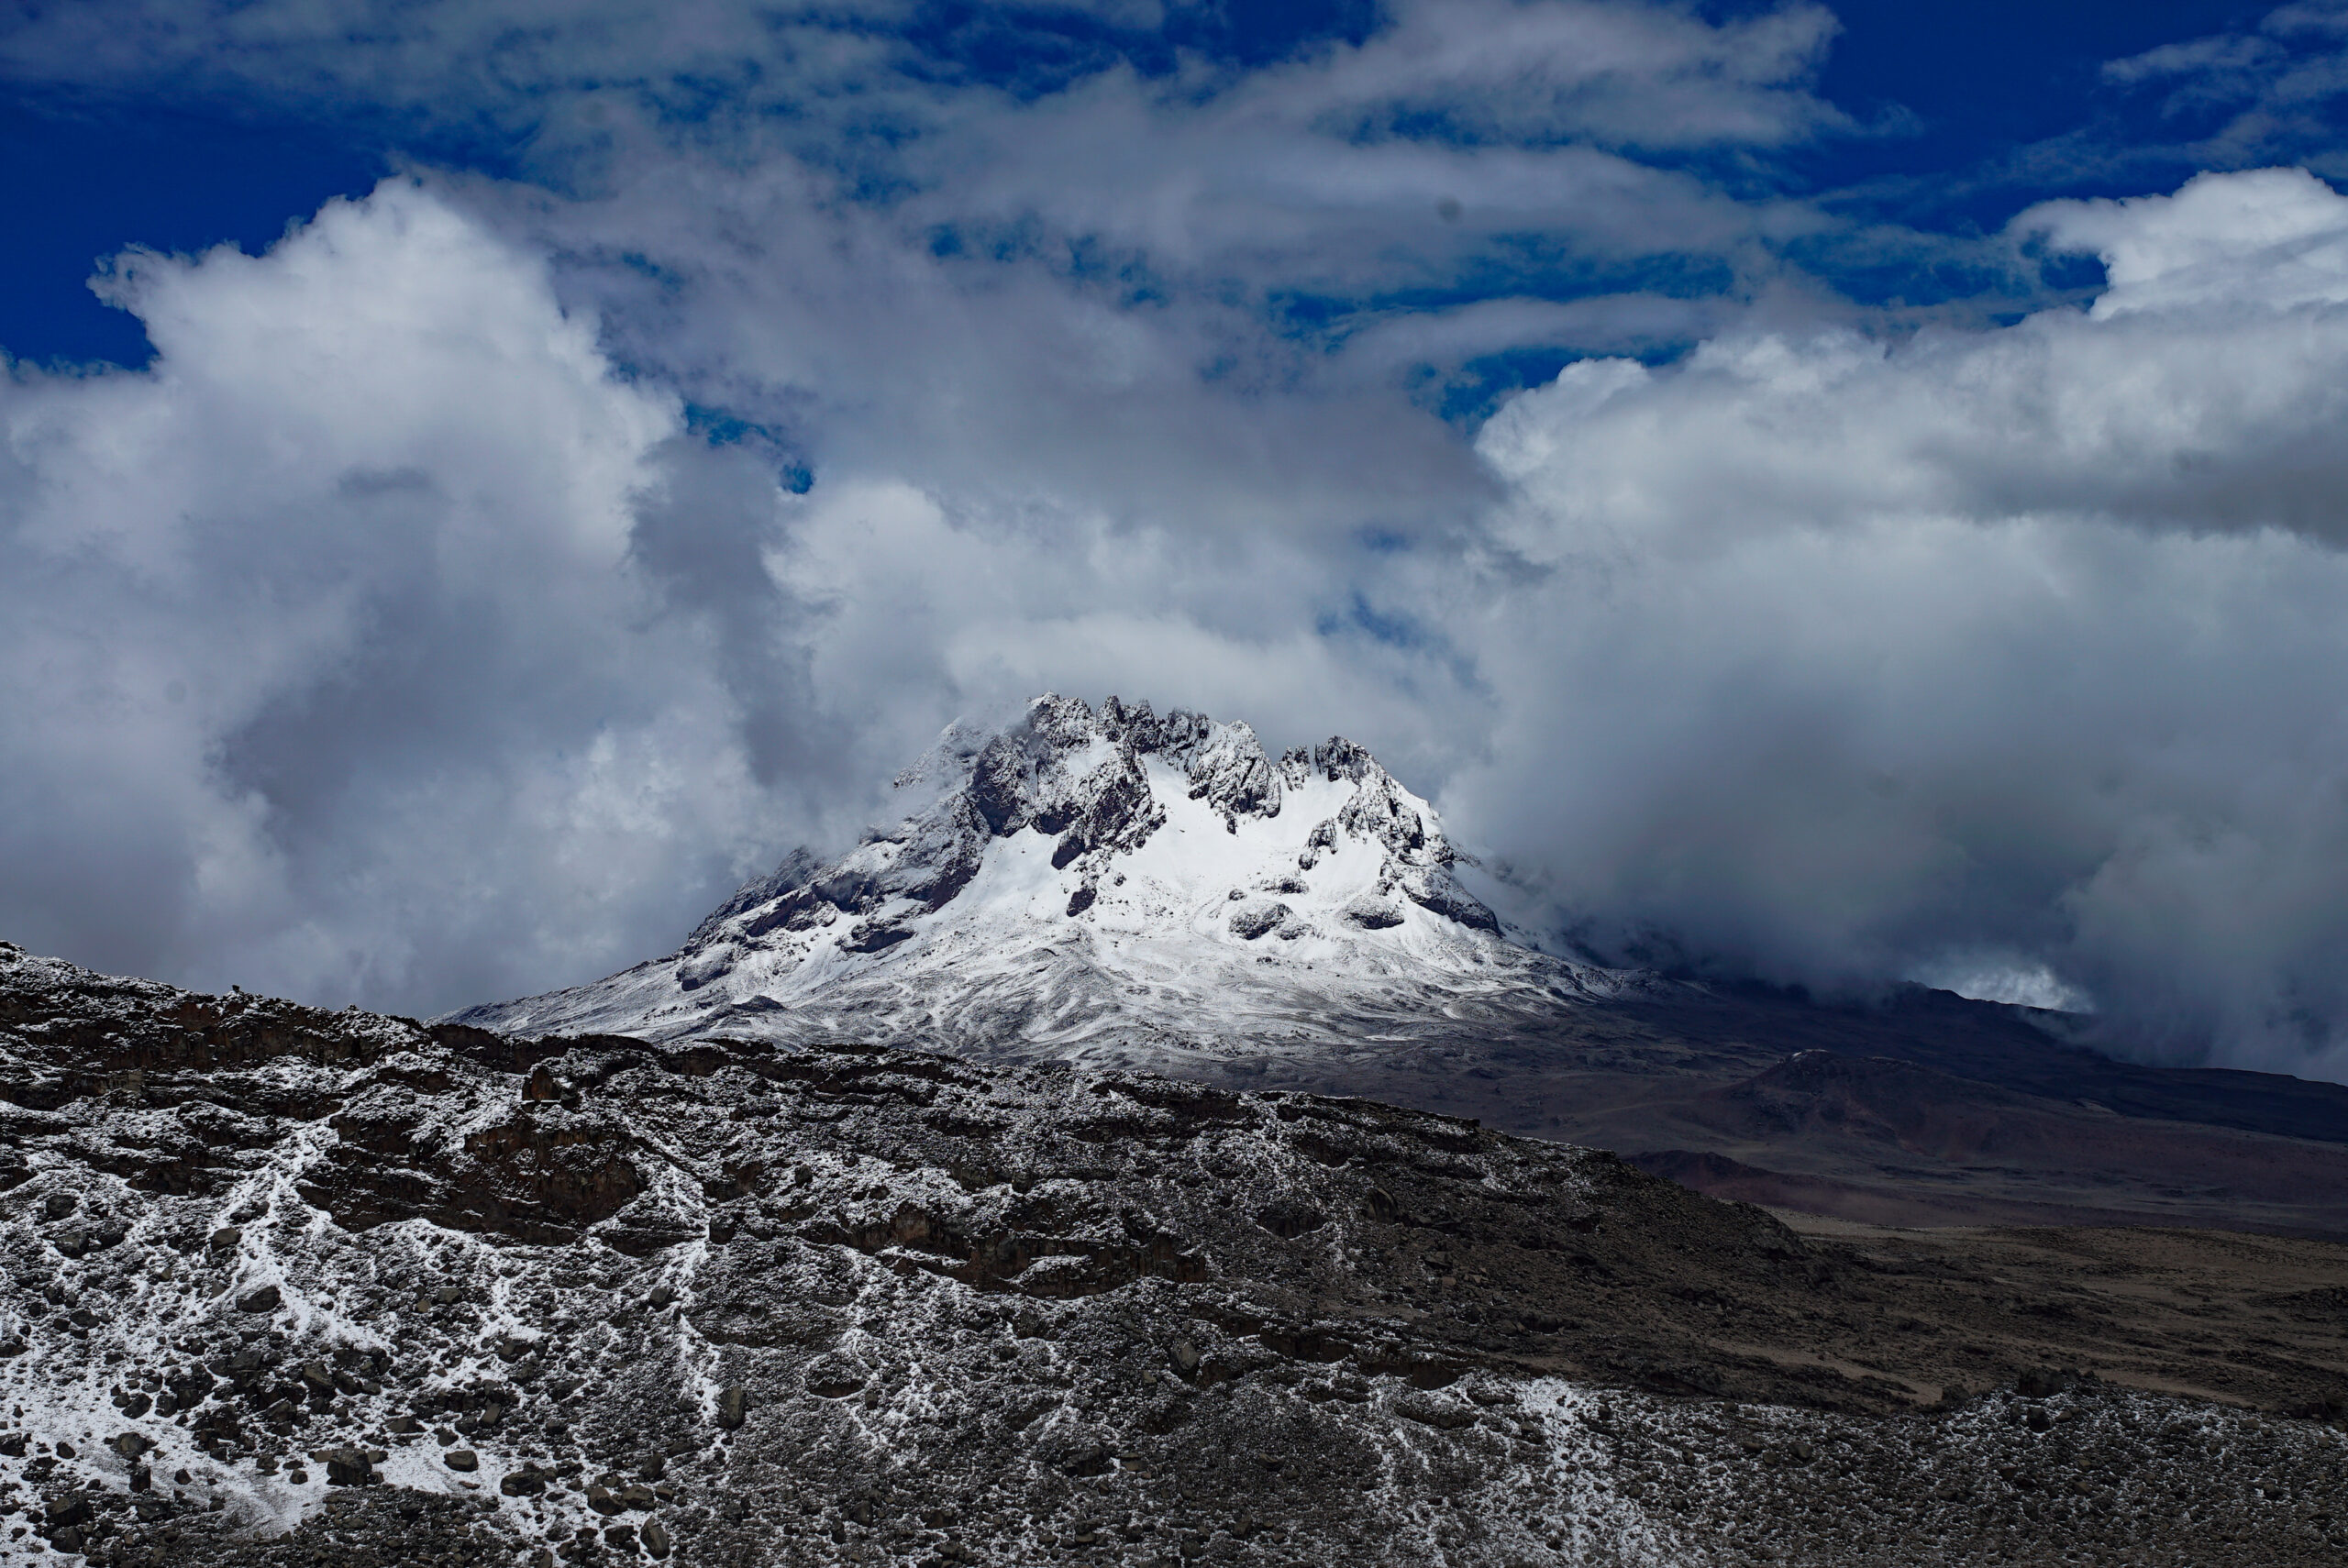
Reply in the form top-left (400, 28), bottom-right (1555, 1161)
top-left (1453, 165), bottom-right (2348, 1077)
top-left (0, 183), bottom-right (794, 1010)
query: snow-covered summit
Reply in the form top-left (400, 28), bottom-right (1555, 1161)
top-left (449, 694), bottom-right (1631, 1066)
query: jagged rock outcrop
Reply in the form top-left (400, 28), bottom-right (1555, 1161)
top-left (5, 946), bottom-right (2346, 1566)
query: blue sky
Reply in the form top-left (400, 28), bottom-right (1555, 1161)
top-left (6, 1), bottom-right (2348, 1077)
top-left (0, 2), bottom-right (2323, 369)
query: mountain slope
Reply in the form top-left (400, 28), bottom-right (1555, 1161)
top-left (452, 694), bottom-right (1641, 1072)
top-left (6, 944), bottom-right (2348, 1566)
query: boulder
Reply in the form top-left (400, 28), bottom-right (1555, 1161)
top-left (1228, 901), bottom-right (1291, 940)
top-left (45, 1495), bottom-right (96, 1531)
top-left (318, 1447), bottom-right (372, 1486)
top-left (500, 1464), bottom-right (548, 1496)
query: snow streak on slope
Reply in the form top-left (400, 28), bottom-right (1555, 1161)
top-left (450, 696), bottom-right (1641, 1066)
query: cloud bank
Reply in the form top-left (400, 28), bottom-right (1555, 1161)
top-left (6, 3), bottom-right (2348, 1082)
top-left (0, 185), bottom-right (774, 1010)
top-left (1460, 166), bottom-right (2348, 1074)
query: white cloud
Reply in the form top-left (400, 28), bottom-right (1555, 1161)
top-left (3, 3), bottom-right (1837, 1021)
top-left (0, 181), bottom-right (792, 1011)
top-left (1276, 0), bottom-right (1842, 150)
top-left (2023, 166), bottom-right (2348, 315)
top-left (1447, 166), bottom-right (2348, 1077)
top-left (1476, 168), bottom-right (2348, 552)
top-left (1905, 955), bottom-right (2091, 1014)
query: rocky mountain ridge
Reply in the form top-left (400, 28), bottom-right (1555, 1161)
top-left (5, 944), bottom-right (2348, 1566)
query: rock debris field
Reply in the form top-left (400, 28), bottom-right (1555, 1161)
top-left (1, 943), bottom-right (2344, 1566)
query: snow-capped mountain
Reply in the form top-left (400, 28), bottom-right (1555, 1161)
top-left (449, 694), bottom-right (1633, 1067)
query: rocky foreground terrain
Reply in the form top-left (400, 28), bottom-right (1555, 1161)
top-left (5, 944), bottom-right (2348, 1566)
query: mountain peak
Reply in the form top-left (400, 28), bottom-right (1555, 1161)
top-left (449, 694), bottom-right (1615, 1064)
top-left (732, 691), bottom-right (1488, 948)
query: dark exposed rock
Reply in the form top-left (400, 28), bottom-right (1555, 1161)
top-left (320, 1446), bottom-right (372, 1485)
top-left (839, 917), bottom-right (914, 954)
top-left (46, 1494), bottom-right (96, 1531)
top-left (499, 1463), bottom-right (548, 1496)
top-left (1253, 1199), bottom-right (1325, 1239)
top-left (1396, 866), bottom-right (1501, 933)
top-left (5, 944), bottom-right (2348, 1567)
top-left (2019, 1364), bottom-right (2084, 1399)
top-left (1228, 900), bottom-right (1290, 940)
